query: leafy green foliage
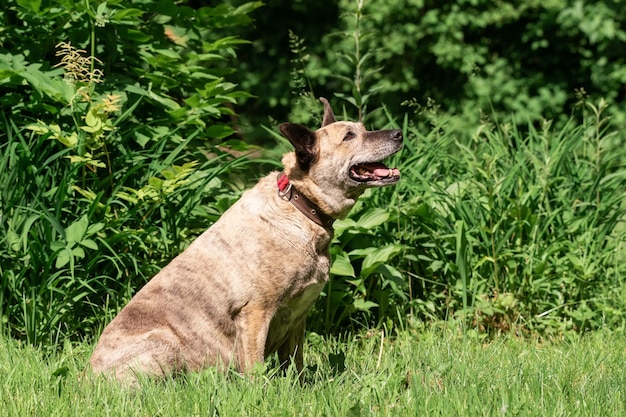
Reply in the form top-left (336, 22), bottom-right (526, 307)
top-left (0, 0), bottom-right (264, 345)
top-left (310, 99), bottom-right (625, 336)
top-left (1, 0), bottom-right (625, 347)
top-left (233, 0), bottom-right (626, 141)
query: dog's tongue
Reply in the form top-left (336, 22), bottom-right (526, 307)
top-left (373, 167), bottom-right (400, 177)
top-left (365, 163), bottom-right (399, 178)
top-left (351, 162), bottom-right (400, 181)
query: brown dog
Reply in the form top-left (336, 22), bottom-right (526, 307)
top-left (88, 97), bottom-right (402, 386)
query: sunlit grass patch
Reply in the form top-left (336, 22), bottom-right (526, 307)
top-left (2, 326), bottom-right (625, 416)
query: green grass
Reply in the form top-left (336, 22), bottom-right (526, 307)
top-left (2, 326), bottom-right (625, 416)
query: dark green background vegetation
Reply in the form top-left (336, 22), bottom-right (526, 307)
top-left (233, 0), bottom-right (626, 139)
top-left (0, 0), bottom-right (625, 346)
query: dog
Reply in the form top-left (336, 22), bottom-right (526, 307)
top-left (88, 97), bottom-right (402, 386)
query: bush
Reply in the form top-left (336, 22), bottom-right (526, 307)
top-left (1, 0), bottom-right (624, 346)
top-left (0, 0), bottom-right (264, 345)
top-left (231, 0), bottom-right (626, 336)
top-left (311, 98), bottom-right (626, 336)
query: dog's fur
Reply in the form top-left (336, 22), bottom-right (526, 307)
top-left (88, 98), bottom-right (402, 386)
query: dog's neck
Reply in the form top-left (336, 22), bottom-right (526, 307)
top-left (277, 173), bottom-right (335, 229)
top-left (280, 153), bottom-right (362, 220)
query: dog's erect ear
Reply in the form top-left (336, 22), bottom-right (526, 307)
top-left (319, 97), bottom-right (336, 127)
top-left (279, 123), bottom-right (317, 170)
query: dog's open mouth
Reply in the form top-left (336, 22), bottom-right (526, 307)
top-left (349, 162), bottom-right (400, 184)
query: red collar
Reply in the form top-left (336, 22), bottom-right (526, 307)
top-left (277, 173), bottom-right (335, 229)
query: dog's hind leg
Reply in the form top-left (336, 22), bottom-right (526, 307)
top-left (90, 328), bottom-right (187, 387)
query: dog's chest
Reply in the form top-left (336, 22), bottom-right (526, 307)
top-left (285, 283), bottom-right (324, 324)
top-left (280, 253), bottom-right (329, 317)
top-left (265, 263), bottom-right (328, 353)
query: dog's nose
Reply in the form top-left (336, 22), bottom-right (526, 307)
top-left (391, 129), bottom-right (403, 142)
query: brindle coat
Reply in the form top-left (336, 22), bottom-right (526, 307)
top-left (88, 98), bottom-right (402, 386)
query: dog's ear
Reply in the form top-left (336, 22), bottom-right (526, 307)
top-left (319, 97), bottom-right (336, 127)
top-left (279, 123), bottom-right (317, 170)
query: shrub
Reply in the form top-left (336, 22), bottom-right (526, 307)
top-left (237, 0), bottom-right (626, 336)
top-left (0, 0), bottom-right (264, 345)
top-left (311, 98), bottom-right (626, 336)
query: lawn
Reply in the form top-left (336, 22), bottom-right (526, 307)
top-left (2, 325), bottom-right (625, 416)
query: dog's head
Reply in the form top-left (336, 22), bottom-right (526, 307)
top-left (279, 97), bottom-right (403, 219)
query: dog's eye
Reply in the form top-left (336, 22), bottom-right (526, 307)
top-left (343, 131), bottom-right (355, 141)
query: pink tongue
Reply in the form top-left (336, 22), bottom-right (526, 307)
top-left (373, 167), bottom-right (399, 177)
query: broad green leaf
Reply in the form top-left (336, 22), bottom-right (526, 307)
top-left (72, 185), bottom-right (97, 201)
top-left (361, 244), bottom-right (403, 278)
top-left (148, 177), bottom-right (163, 190)
top-left (87, 222), bottom-right (105, 235)
top-left (80, 239), bottom-right (98, 251)
top-left (17, 0), bottom-right (42, 14)
top-left (6, 230), bottom-right (20, 252)
top-left (27, 121), bottom-right (61, 136)
top-left (147, 90), bottom-right (180, 110)
top-left (135, 132), bottom-right (151, 147)
top-left (84, 109), bottom-right (100, 127)
top-left (66, 154), bottom-right (105, 168)
top-left (111, 8), bottom-right (144, 22)
top-left (72, 246), bottom-right (85, 259)
top-left (330, 253), bottom-right (355, 277)
top-left (193, 55), bottom-right (224, 64)
top-left (353, 298), bottom-right (378, 312)
top-left (332, 218), bottom-right (358, 238)
top-left (65, 215), bottom-right (88, 243)
top-left (25, 123), bottom-right (50, 135)
top-left (80, 123), bottom-right (102, 133)
top-left (95, 1), bottom-right (108, 17)
top-left (153, 48), bottom-right (181, 60)
top-left (205, 124), bottom-right (235, 139)
top-left (357, 208), bottom-right (389, 229)
top-left (348, 247), bottom-right (377, 259)
top-left (50, 241), bottom-right (65, 252)
top-left (235, 1), bottom-right (263, 15)
top-left (55, 248), bottom-right (71, 269)
top-left (347, 277), bottom-right (366, 294)
top-left (59, 132), bottom-right (78, 148)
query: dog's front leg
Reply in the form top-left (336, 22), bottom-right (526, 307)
top-left (277, 318), bottom-right (305, 381)
top-left (234, 303), bottom-right (272, 373)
